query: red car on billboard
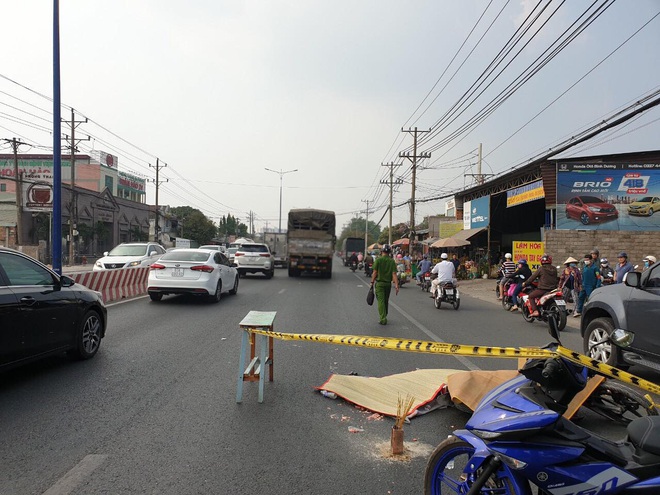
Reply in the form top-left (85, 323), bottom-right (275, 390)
top-left (565, 195), bottom-right (618, 225)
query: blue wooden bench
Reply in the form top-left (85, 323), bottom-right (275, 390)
top-left (236, 311), bottom-right (276, 403)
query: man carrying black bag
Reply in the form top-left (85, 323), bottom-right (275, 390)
top-left (370, 244), bottom-right (399, 325)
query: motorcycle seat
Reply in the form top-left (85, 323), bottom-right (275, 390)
top-left (628, 416), bottom-right (660, 456)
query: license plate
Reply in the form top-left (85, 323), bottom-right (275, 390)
top-left (555, 299), bottom-right (566, 306)
top-left (445, 289), bottom-right (454, 294)
top-left (172, 268), bottom-right (184, 277)
top-left (424, 277), bottom-right (430, 281)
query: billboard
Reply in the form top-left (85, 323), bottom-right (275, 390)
top-left (507, 180), bottom-right (544, 208)
top-left (556, 163), bottom-right (660, 231)
top-left (469, 195), bottom-right (490, 228)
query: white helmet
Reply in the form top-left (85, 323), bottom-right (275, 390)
top-left (505, 253), bottom-right (512, 259)
top-left (441, 253), bottom-right (448, 259)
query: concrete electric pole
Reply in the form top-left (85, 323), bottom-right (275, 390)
top-left (400, 127), bottom-right (431, 255)
top-left (264, 168), bottom-right (298, 233)
top-left (149, 159), bottom-right (168, 242)
top-left (380, 162), bottom-right (403, 245)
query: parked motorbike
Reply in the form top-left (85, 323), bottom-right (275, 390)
top-left (432, 280), bottom-right (460, 310)
top-left (420, 271), bottom-right (432, 292)
top-left (520, 287), bottom-right (567, 331)
top-left (424, 319), bottom-right (660, 495)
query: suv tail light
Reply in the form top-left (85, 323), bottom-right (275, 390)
top-left (191, 265), bottom-right (215, 273)
top-left (150, 263), bottom-right (166, 270)
top-left (259, 253), bottom-right (271, 257)
top-left (235, 253), bottom-right (244, 257)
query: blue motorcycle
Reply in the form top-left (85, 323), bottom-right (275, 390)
top-left (424, 319), bottom-right (660, 494)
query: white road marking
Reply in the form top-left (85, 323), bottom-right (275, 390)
top-left (278, 289), bottom-right (286, 294)
top-left (43, 454), bottom-right (108, 495)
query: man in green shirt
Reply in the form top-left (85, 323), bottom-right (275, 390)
top-left (370, 244), bottom-right (399, 325)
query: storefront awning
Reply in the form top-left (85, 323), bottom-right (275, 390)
top-left (452, 227), bottom-right (487, 242)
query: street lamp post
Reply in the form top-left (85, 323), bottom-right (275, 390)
top-left (264, 168), bottom-right (298, 233)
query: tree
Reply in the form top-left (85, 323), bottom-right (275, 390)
top-left (217, 213), bottom-right (248, 239)
top-left (338, 216), bottom-right (381, 249)
top-left (170, 206), bottom-right (217, 245)
top-left (377, 223), bottom-right (407, 244)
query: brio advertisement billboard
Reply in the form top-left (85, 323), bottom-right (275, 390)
top-left (556, 163), bottom-right (660, 231)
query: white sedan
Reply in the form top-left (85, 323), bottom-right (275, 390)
top-left (147, 249), bottom-right (239, 302)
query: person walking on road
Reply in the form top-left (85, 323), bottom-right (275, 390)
top-left (370, 244), bottom-right (399, 325)
top-left (574, 254), bottom-right (601, 317)
top-left (614, 252), bottom-right (633, 284)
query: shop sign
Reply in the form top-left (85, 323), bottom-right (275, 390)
top-left (23, 181), bottom-right (53, 212)
top-left (507, 180), bottom-right (544, 207)
top-left (513, 241), bottom-right (545, 270)
top-left (469, 195), bottom-right (490, 228)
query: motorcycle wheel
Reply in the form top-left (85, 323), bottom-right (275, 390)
top-left (495, 284), bottom-right (501, 299)
top-left (585, 380), bottom-right (659, 426)
top-left (424, 436), bottom-right (519, 495)
top-left (452, 298), bottom-right (460, 310)
top-left (434, 295), bottom-right (441, 309)
top-left (545, 300), bottom-right (567, 332)
top-left (501, 296), bottom-right (512, 311)
top-left (521, 305), bottom-right (535, 323)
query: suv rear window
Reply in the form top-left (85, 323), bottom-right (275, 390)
top-left (239, 244), bottom-right (269, 253)
top-left (160, 251), bottom-right (210, 262)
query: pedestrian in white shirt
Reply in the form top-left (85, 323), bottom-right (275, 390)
top-left (430, 253), bottom-right (456, 297)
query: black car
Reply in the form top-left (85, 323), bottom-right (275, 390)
top-left (0, 248), bottom-right (107, 371)
top-left (581, 263), bottom-right (660, 373)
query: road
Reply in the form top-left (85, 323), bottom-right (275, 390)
top-left (0, 260), bottom-right (639, 494)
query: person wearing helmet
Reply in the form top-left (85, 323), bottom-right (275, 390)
top-left (614, 252), bottom-right (633, 284)
top-left (430, 252), bottom-right (456, 298)
top-left (599, 258), bottom-right (614, 285)
top-left (370, 244), bottom-right (399, 325)
top-left (523, 254), bottom-right (559, 317)
top-left (497, 253), bottom-right (516, 300)
top-left (559, 257), bottom-right (582, 309)
top-left (507, 259), bottom-right (532, 311)
top-left (416, 254), bottom-right (432, 285)
top-left (643, 255), bottom-right (656, 271)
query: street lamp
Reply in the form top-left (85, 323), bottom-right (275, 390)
top-left (264, 168), bottom-right (298, 233)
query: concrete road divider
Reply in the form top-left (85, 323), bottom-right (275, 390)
top-left (69, 267), bottom-right (150, 303)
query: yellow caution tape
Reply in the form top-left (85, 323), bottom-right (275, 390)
top-left (247, 328), bottom-right (660, 396)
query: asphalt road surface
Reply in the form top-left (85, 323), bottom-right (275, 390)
top-left (0, 259), bottom-right (645, 494)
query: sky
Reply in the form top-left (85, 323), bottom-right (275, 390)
top-left (1, 0), bottom-right (660, 235)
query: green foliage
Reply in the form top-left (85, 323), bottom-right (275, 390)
top-left (377, 223), bottom-right (407, 244)
top-left (217, 213), bottom-right (248, 238)
top-left (170, 206), bottom-right (218, 244)
top-left (338, 216), bottom-right (381, 249)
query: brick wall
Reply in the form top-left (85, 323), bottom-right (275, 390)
top-left (545, 230), bottom-right (660, 266)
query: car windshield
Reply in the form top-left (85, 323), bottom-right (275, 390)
top-left (581, 196), bottom-right (604, 204)
top-left (159, 251), bottom-right (210, 262)
top-left (636, 197), bottom-right (653, 202)
top-left (108, 245), bottom-right (149, 256)
top-left (239, 245), bottom-right (268, 253)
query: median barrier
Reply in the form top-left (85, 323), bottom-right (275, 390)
top-left (69, 267), bottom-right (150, 303)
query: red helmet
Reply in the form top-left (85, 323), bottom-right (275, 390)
top-left (540, 254), bottom-right (552, 265)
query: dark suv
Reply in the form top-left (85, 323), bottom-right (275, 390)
top-left (581, 263), bottom-right (660, 373)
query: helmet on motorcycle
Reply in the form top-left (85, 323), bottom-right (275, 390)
top-left (600, 258), bottom-right (609, 265)
top-left (505, 253), bottom-right (512, 259)
top-left (540, 254), bottom-right (552, 265)
top-left (382, 244), bottom-right (391, 253)
top-left (517, 259), bottom-right (527, 265)
top-left (441, 253), bottom-right (448, 259)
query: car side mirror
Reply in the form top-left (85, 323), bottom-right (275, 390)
top-left (624, 271), bottom-right (640, 288)
top-left (103, 251), bottom-right (109, 256)
top-left (272, 251), bottom-right (276, 255)
top-left (149, 250), bottom-right (157, 256)
top-left (60, 275), bottom-right (75, 287)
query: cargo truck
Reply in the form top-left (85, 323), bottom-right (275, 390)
top-left (341, 237), bottom-right (366, 266)
top-left (287, 209), bottom-right (336, 278)
top-left (263, 232), bottom-right (288, 268)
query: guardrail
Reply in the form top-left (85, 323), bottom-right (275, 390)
top-left (69, 267), bottom-right (150, 303)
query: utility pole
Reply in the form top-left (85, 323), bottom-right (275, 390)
top-left (465, 143), bottom-right (493, 185)
top-left (400, 127), bottom-right (431, 255)
top-left (264, 168), bottom-right (298, 233)
top-left (63, 108), bottom-right (88, 265)
top-left (3, 138), bottom-right (26, 245)
top-left (149, 159), bottom-right (168, 243)
top-left (380, 162), bottom-right (403, 245)
top-left (361, 199), bottom-right (370, 258)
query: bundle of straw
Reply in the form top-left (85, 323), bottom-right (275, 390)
top-left (394, 393), bottom-right (415, 429)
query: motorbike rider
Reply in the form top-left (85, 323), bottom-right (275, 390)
top-left (430, 252), bottom-right (456, 298)
top-left (522, 254), bottom-right (558, 318)
top-left (364, 251), bottom-right (374, 276)
top-left (508, 259), bottom-right (532, 312)
top-left (559, 256), bottom-right (582, 307)
top-left (416, 254), bottom-right (433, 284)
top-left (497, 253), bottom-right (516, 300)
top-left (599, 257), bottom-right (615, 285)
top-left (643, 255), bottom-right (656, 271)
top-left (574, 253), bottom-right (601, 318)
top-left (348, 251), bottom-right (358, 269)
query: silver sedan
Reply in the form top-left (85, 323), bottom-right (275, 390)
top-left (147, 249), bottom-right (239, 302)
